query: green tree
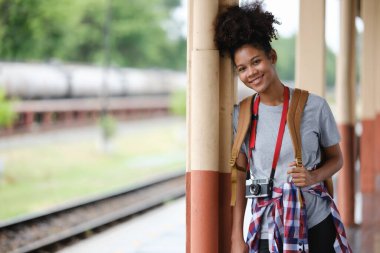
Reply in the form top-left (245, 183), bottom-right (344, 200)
top-left (0, 88), bottom-right (17, 128)
top-left (326, 46), bottom-right (336, 88)
top-left (0, 0), bottom-right (84, 60)
top-left (272, 35), bottom-right (296, 81)
top-left (0, 0), bottom-right (186, 70)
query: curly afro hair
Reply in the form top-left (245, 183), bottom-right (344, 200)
top-left (214, 1), bottom-right (280, 59)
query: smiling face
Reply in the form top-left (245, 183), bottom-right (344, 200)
top-left (233, 44), bottom-right (278, 94)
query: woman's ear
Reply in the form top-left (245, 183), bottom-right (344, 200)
top-left (270, 49), bottom-right (277, 64)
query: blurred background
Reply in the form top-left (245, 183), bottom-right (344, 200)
top-left (0, 0), bottom-right (188, 221)
top-left (0, 0), bottom-right (364, 252)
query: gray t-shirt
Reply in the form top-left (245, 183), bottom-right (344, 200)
top-left (232, 88), bottom-right (340, 239)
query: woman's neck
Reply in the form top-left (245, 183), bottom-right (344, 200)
top-left (259, 81), bottom-right (285, 106)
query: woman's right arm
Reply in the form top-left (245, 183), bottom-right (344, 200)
top-left (231, 152), bottom-right (249, 253)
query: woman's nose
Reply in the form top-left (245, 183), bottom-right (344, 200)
top-left (247, 66), bottom-right (257, 77)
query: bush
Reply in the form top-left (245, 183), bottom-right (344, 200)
top-left (169, 89), bottom-right (186, 117)
top-left (0, 89), bottom-right (17, 128)
top-left (98, 114), bottom-right (117, 140)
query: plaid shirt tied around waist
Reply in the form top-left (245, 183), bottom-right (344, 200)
top-left (246, 182), bottom-right (352, 253)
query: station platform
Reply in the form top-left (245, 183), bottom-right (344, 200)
top-left (58, 193), bottom-right (380, 253)
top-left (58, 198), bottom-right (186, 253)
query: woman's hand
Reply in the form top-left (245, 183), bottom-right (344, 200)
top-left (287, 144), bottom-right (343, 188)
top-left (287, 162), bottom-right (316, 187)
top-left (231, 239), bottom-right (248, 253)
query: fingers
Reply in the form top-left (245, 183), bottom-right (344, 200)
top-left (287, 166), bottom-right (304, 174)
top-left (291, 177), bottom-right (307, 187)
top-left (287, 162), bottom-right (308, 187)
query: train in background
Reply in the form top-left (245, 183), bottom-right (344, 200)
top-left (0, 62), bottom-right (186, 100)
top-left (0, 62), bottom-right (186, 135)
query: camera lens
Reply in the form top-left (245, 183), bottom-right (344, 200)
top-left (250, 184), bottom-right (261, 195)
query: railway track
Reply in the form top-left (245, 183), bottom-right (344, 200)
top-left (0, 171), bottom-right (185, 253)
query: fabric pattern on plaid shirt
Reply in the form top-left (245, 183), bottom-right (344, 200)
top-left (246, 182), bottom-right (352, 253)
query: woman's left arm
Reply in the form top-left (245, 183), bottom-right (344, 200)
top-left (288, 143), bottom-right (343, 187)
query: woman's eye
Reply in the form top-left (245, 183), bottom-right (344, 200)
top-left (238, 67), bottom-right (245, 73)
top-left (253, 59), bottom-right (261, 65)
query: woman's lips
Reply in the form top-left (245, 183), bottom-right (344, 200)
top-left (249, 75), bottom-right (263, 85)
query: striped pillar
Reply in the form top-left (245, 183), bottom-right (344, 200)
top-left (185, 0), bottom-right (192, 251)
top-left (375, 0), bottom-right (380, 191)
top-left (218, 52), bottom-right (235, 253)
top-left (295, 0), bottom-right (325, 96)
top-left (336, 0), bottom-right (357, 227)
top-left (186, 0), bottom-right (220, 252)
top-left (218, 2), bottom-right (238, 251)
top-left (187, 0), bottom-right (239, 252)
top-left (360, 0), bottom-right (376, 196)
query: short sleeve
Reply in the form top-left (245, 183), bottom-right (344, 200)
top-left (232, 105), bottom-right (248, 155)
top-left (318, 99), bottom-right (341, 147)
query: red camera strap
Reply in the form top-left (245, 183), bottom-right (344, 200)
top-left (248, 86), bottom-right (290, 176)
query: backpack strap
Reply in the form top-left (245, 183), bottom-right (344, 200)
top-left (287, 88), bottom-right (334, 197)
top-left (230, 94), bottom-right (255, 206)
top-left (287, 88), bottom-right (309, 206)
top-left (287, 88), bottom-right (309, 167)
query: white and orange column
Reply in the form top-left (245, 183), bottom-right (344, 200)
top-left (186, 0), bottom-right (221, 252)
top-left (186, 0), bottom-right (238, 252)
top-left (360, 0), bottom-right (376, 196)
top-left (218, 1), bottom-right (238, 251)
top-left (336, 0), bottom-right (357, 227)
top-left (185, 0), bottom-right (192, 251)
top-left (295, 0), bottom-right (325, 95)
top-left (360, 0), bottom-right (377, 230)
top-left (375, 0), bottom-right (380, 193)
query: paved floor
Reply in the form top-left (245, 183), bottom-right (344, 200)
top-left (58, 198), bottom-right (186, 253)
top-left (58, 191), bottom-right (380, 253)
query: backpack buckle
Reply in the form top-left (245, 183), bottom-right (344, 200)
top-left (229, 149), bottom-right (238, 166)
top-left (296, 157), bottom-right (303, 167)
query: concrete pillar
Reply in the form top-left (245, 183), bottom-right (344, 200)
top-left (42, 112), bottom-right (53, 127)
top-left (90, 111), bottom-right (98, 121)
top-left (375, 0), bottom-right (380, 191)
top-left (186, 0), bottom-right (193, 252)
top-left (218, 2), bottom-right (238, 252)
top-left (24, 112), bottom-right (34, 130)
top-left (189, 51), bottom-right (220, 252)
top-left (360, 0), bottom-right (376, 194)
top-left (336, 0), bottom-right (357, 227)
top-left (187, 0), bottom-right (220, 252)
top-left (295, 0), bottom-right (325, 96)
top-left (64, 111), bottom-right (74, 125)
top-left (77, 111), bottom-right (87, 123)
top-left (218, 56), bottom-right (235, 252)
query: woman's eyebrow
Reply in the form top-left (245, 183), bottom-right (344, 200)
top-left (236, 55), bottom-right (260, 68)
top-left (250, 55), bottom-right (260, 61)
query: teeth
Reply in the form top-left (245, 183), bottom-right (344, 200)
top-left (251, 76), bottom-right (262, 85)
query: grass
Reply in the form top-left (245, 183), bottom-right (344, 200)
top-left (0, 118), bottom-right (186, 221)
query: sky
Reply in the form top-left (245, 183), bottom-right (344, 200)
top-left (174, 0), bottom-right (364, 54)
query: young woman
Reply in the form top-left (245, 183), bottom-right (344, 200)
top-left (214, 2), bottom-right (352, 253)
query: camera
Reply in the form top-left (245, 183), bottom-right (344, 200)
top-left (245, 178), bottom-right (273, 198)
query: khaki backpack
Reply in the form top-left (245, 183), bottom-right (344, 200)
top-left (229, 88), bottom-right (334, 206)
